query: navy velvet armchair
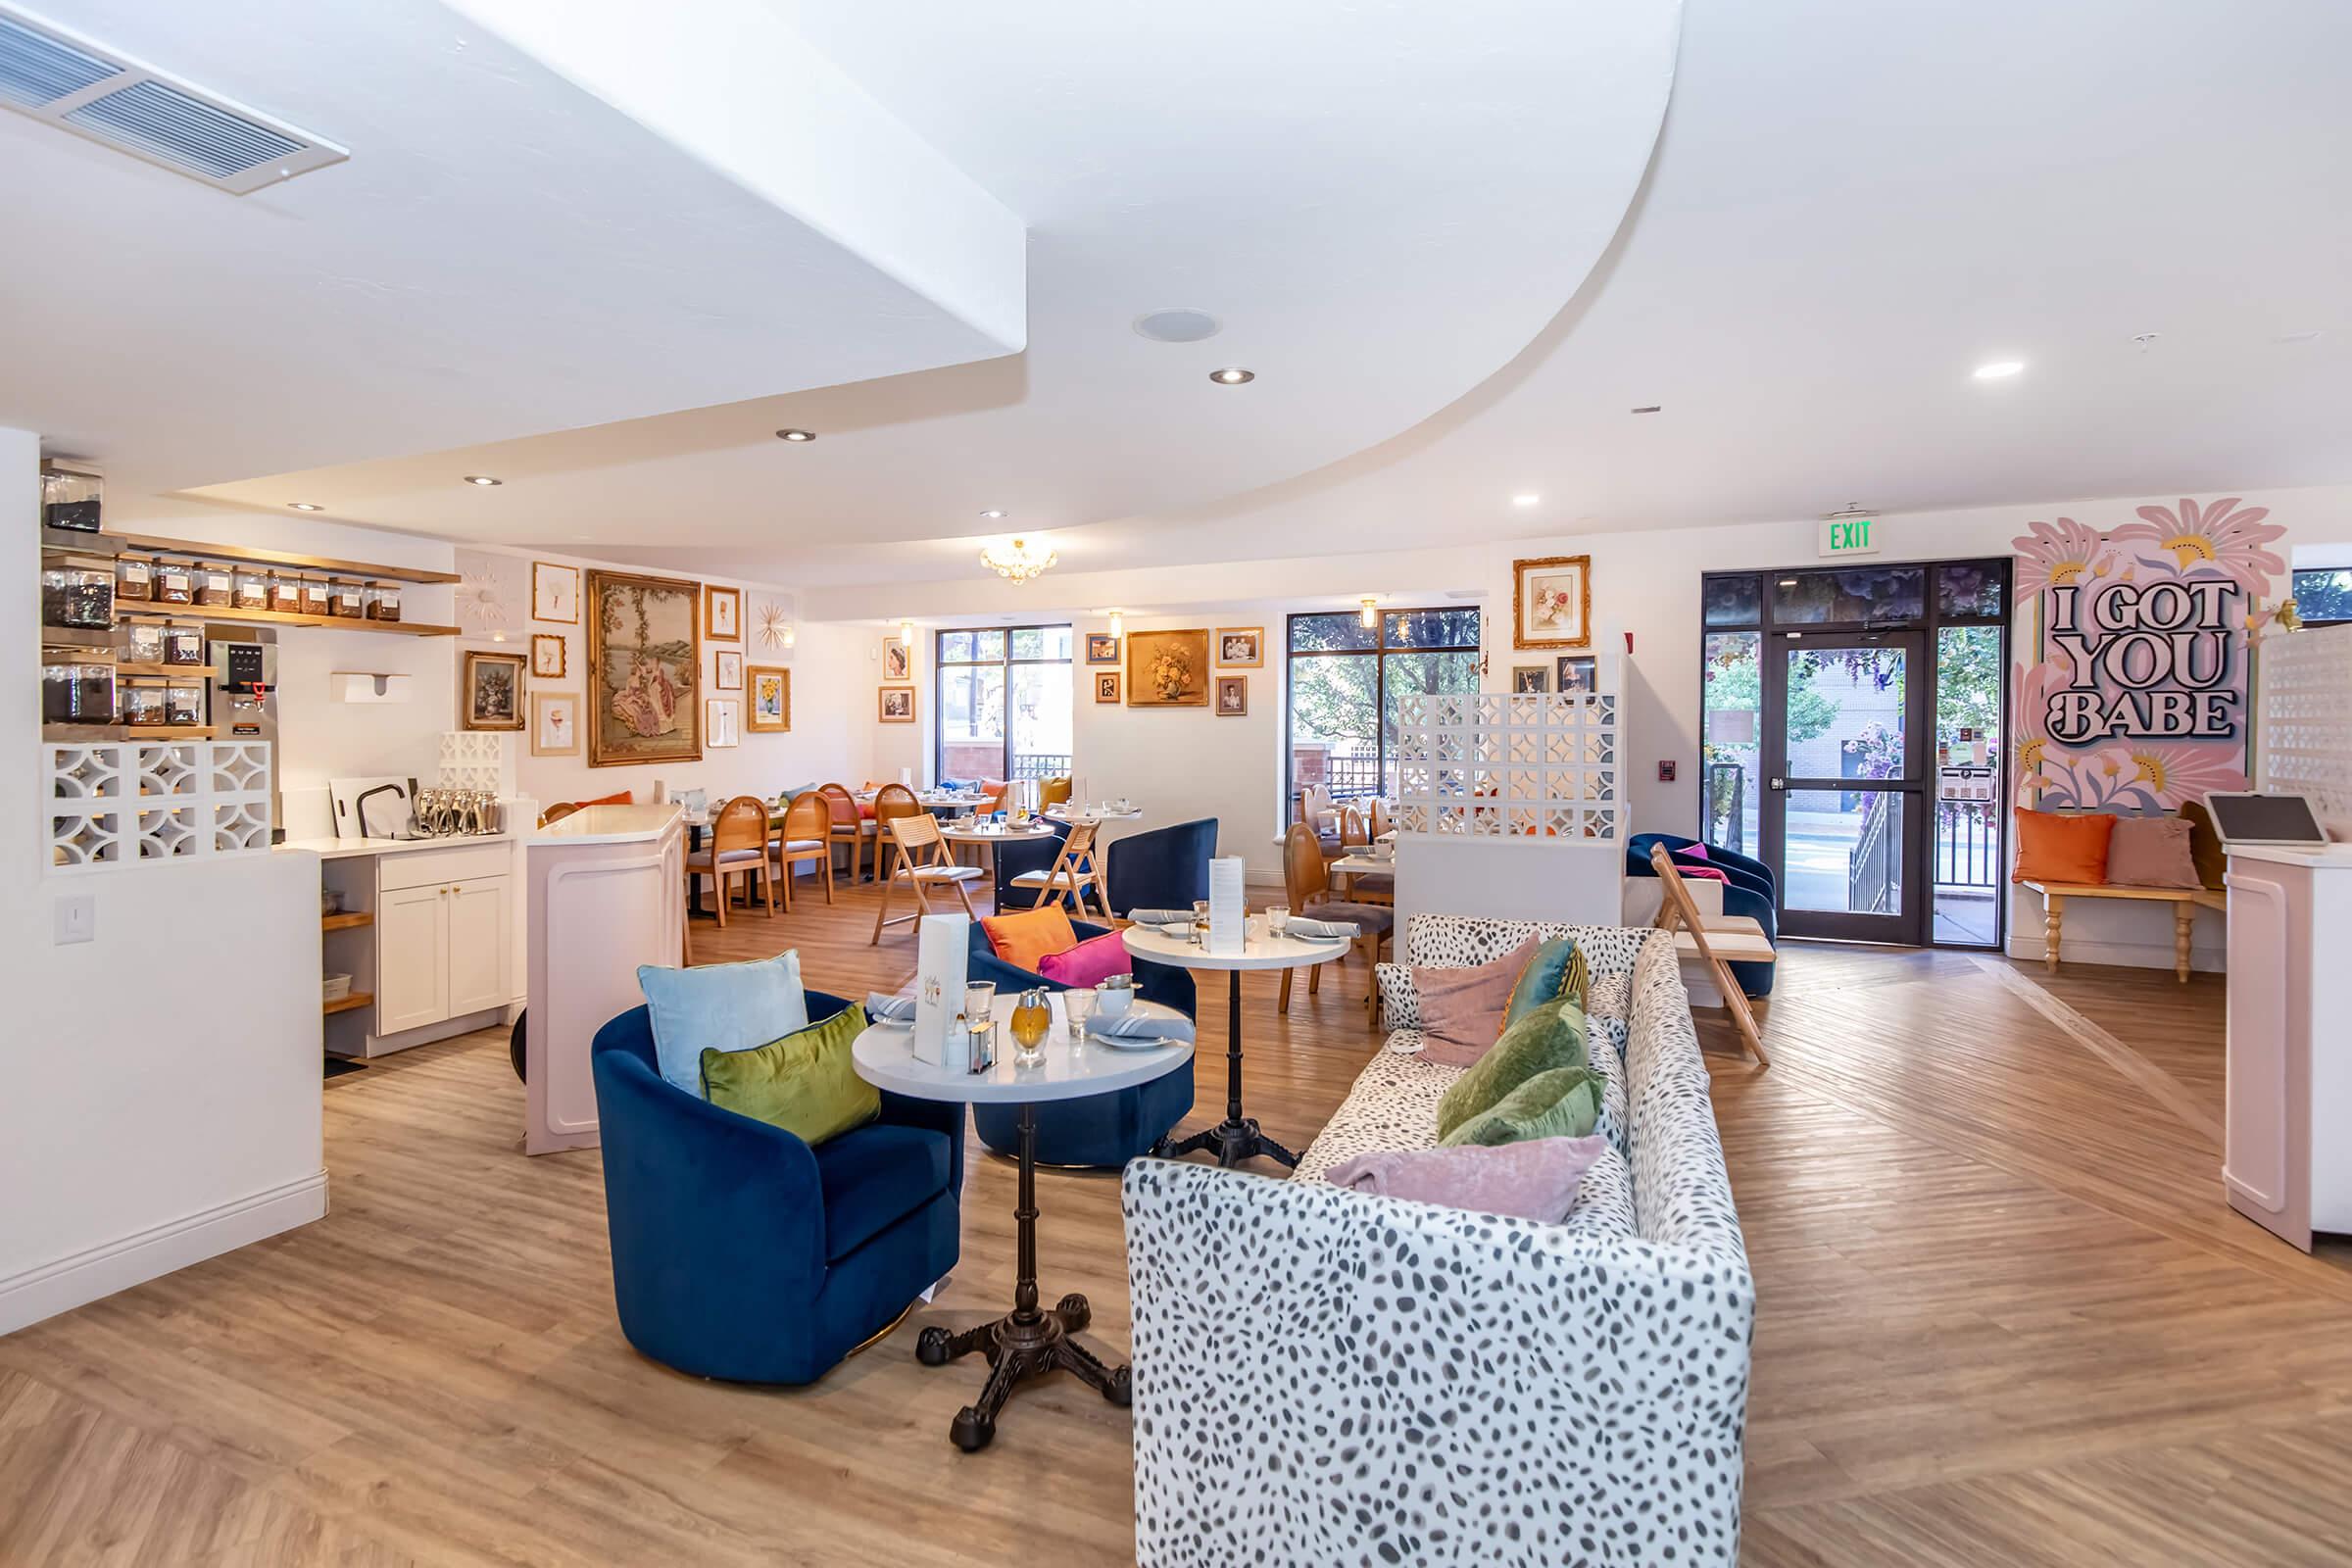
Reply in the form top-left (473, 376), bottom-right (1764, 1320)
top-left (964, 921), bottom-right (1195, 1166)
top-left (1626, 832), bottom-right (1778, 996)
top-left (1104, 817), bottom-right (1217, 917)
top-left (591, 989), bottom-right (964, 1385)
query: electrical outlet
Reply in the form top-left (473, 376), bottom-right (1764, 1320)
top-left (53, 894), bottom-right (95, 945)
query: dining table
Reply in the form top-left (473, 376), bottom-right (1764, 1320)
top-left (938, 815), bottom-right (1059, 872)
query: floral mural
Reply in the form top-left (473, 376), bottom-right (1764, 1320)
top-left (2013, 497), bottom-right (2285, 810)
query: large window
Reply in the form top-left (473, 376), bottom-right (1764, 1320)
top-left (1286, 609), bottom-right (1479, 819)
top-left (2293, 565), bottom-right (2352, 626)
top-left (936, 626), bottom-right (1073, 783)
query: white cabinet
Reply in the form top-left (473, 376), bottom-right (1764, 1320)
top-left (372, 845), bottom-right (513, 1044)
top-left (445, 878), bottom-right (511, 1017)
top-left (376, 882), bottom-right (452, 1034)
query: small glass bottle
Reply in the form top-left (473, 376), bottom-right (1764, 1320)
top-left (116, 556), bottom-right (153, 603)
top-left (232, 567), bottom-right (269, 612)
top-left (196, 563), bottom-right (233, 608)
top-left (331, 579), bottom-right (366, 619)
top-left (268, 572), bottom-right (302, 614)
top-left (367, 582), bottom-right (402, 622)
top-left (162, 622), bottom-right (206, 666)
top-left (120, 681), bottom-right (167, 727)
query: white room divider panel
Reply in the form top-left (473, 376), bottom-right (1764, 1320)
top-left (44, 741), bottom-right (273, 869)
top-left (2259, 623), bottom-right (2352, 837)
top-left (1394, 692), bottom-right (1620, 841)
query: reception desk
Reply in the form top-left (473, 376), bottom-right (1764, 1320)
top-left (2223, 842), bottom-right (2352, 1250)
top-left (523, 804), bottom-right (686, 1155)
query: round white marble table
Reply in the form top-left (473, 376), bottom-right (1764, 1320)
top-left (852, 1003), bottom-right (1193, 1451)
top-left (1119, 922), bottom-right (1348, 1169)
top-left (1046, 804), bottom-right (1143, 824)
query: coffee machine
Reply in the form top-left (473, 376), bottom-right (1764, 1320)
top-left (207, 626), bottom-right (282, 842)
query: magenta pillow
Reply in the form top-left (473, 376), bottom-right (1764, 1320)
top-left (1035, 931), bottom-right (1133, 989)
top-left (1677, 863), bottom-right (1730, 883)
top-left (1325, 1136), bottom-right (1606, 1223)
top-left (1682, 842), bottom-right (1711, 860)
top-left (1412, 935), bottom-right (1539, 1065)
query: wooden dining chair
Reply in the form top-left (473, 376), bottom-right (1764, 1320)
top-left (768, 792), bottom-right (834, 911)
top-left (1276, 820), bottom-right (1392, 1021)
top-left (817, 782), bottom-right (875, 883)
top-left (685, 796), bottom-right (773, 927)
top-left (1648, 843), bottom-right (1770, 1067)
top-left (1007, 818), bottom-right (1111, 918)
top-left (870, 783), bottom-right (924, 882)
top-left (537, 801), bottom-right (579, 829)
top-left (1369, 799), bottom-right (1390, 840)
top-left (870, 810), bottom-right (987, 943)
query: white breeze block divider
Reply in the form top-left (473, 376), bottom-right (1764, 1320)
top-left (45, 741), bottom-right (273, 870)
top-left (1395, 692), bottom-right (1620, 841)
top-left (2259, 622), bottom-right (2352, 838)
top-left (438, 730), bottom-right (516, 795)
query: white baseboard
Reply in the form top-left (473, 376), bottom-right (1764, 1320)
top-left (2004, 933), bottom-right (2225, 974)
top-left (0, 1169), bottom-right (327, 1336)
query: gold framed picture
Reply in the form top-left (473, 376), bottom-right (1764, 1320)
top-left (1085, 632), bottom-right (1120, 665)
top-left (747, 666), bottom-right (792, 732)
top-left (705, 585), bottom-right (741, 641)
top-left (1215, 627), bottom-right (1264, 667)
top-left (530, 632), bottom-right (566, 679)
top-left (714, 650), bottom-right (743, 691)
top-left (1094, 670), bottom-right (1121, 704)
top-left (1513, 555), bottom-right (1592, 650)
top-left (1214, 674), bottom-right (1249, 715)
top-left (1511, 664), bottom-right (1549, 694)
top-left (1126, 627), bottom-right (1209, 707)
top-left (529, 691), bottom-right (579, 756)
top-left (878, 685), bottom-right (916, 723)
top-left (531, 561), bottom-right (579, 624)
top-left (882, 640), bottom-right (912, 682)
top-left (587, 568), bottom-right (701, 767)
top-left (462, 650), bottom-right (526, 731)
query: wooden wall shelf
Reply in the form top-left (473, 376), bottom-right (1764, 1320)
top-left (322, 911), bottom-right (374, 933)
top-left (323, 990), bottom-right (375, 1016)
top-left (103, 531), bottom-right (460, 586)
top-left (116, 605), bottom-right (459, 637)
top-left (41, 723), bottom-right (217, 742)
top-left (112, 662), bottom-right (220, 679)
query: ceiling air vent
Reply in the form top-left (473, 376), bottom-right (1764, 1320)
top-left (0, 5), bottom-right (345, 194)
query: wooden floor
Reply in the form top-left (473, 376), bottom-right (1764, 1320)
top-left (6, 880), bottom-right (2351, 1566)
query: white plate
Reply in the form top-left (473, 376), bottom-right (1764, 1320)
top-left (1089, 1030), bottom-right (1186, 1052)
top-left (866, 1013), bottom-right (914, 1029)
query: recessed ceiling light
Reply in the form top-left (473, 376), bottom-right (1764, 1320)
top-left (775, 428), bottom-right (816, 443)
top-left (979, 509), bottom-right (1006, 520)
top-left (1972, 361), bottom-right (2026, 380)
top-left (287, 502), bottom-right (324, 512)
top-left (463, 474), bottom-right (502, 486)
top-left (1209, 367), bottom-right (1255, 385)
top-left (1631, 405), bottom-right (1662, 415)
top-left (1511, 494), bottom-right (1542, 508)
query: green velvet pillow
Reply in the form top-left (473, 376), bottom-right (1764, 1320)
top-left (701, 1004), bottom-right (879, 1148)
top-left (1501, 937), bottom-right (1588, 1029)
top-left (1439, 1066), bottom-right (1603, 1149)
top-left (1434, 1000), bottom-right (1590, 1141)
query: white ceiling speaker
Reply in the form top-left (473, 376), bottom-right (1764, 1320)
top-left (0, 6), bottom-right (347, 194)
top-left (1133, 308), bottom-right (1222, 344)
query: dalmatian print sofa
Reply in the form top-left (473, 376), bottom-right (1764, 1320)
top-left (1120, 916), bottom-right (1753, 1568)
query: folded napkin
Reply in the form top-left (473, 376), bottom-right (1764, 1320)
top-left (863, 993), bottom-right (916, 1023)
top-left (1125, 907), bottom-right (1195, 929)
top-left (1284, 916), bottom-right (1360, 941)
top-left (1090, 1012), bottom-right (1196, 1045)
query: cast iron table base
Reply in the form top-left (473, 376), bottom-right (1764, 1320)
top-left (915, 1101), bottom-right (1131, 1450)
top-left (1150, 970), bottom-right (1298, 1169)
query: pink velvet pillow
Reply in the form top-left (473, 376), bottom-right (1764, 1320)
top-left (1682, 842), bottom-right (1710, 860)
top-left (1677, 863), bottom-right (1730, 883)
top-left (1325, 1136), bottom-right (1606, 1223)
top-left (1036, 931), bottom-right (1134, 989)
top-left (2105, 815), bottom-right (2201, 888)
top-left (1412, 935), bottom-right (1539, 1065)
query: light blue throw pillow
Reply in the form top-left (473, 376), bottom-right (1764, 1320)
top-left (637, 950), bottom-right (808, 1098)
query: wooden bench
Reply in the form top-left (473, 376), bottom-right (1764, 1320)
top-left (2020, 880), bottom-right (2226, 983)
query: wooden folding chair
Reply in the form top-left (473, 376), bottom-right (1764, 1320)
top-left (871, 811), bottom-right (987, 943)
top-left (1006, 818), bottom-right (1112, 918)
top-left (1648, 843), bottom-right (1770, 1067)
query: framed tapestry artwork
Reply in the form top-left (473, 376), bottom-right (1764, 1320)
top-left (1511, 663), bottom-right (1549, 694)
top-left (1215, 627), bottom-right (1264, 667)
top-left (878, 685), bottom-right (916, 723)
top-left (714, 650), bottom-right (743, 691)
top-left (706, 697), bottom-right (740, 749)
top-left (1512, 555), bottom-right (1592, 650)
top-left (1126, 627), bottom-right (1210, 707)
top-left (1555, 654), bottom-right (1597, 695)
top-left (1094, 670), bottom-right (1121, 704)
top-left (882, 641), bottom-right (912, 682)
top-left (1214, 674), bottom-right (1249, 715)
top-left (705, 585), bottom-right (741, 641)
top-left (748, 666), bottom-right (792, 732)
top-left (1085, 632), bottom-right (1120, 665)
top-left (586, 568), bottom-right (701, 767)
top-left (531, 561), bottom-right (579, 624)
top-left (530, 692), bottom-right (580, 757)
top-left (462, 650), bottom-right (526, 731)
top-left (530, 633), bottom-right (566, 679)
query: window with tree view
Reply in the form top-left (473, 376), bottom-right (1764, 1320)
top-left (1287, 609), bottom-right (1479, 820)
top-left (936, 626), bottom-right (1072, 783)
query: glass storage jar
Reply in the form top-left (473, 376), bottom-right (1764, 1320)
top-left (268, 572), bottom-right (302, 614)
top-left (163, 682), bottom-right (204, 727)
top-left (330, 579), bottom-right (366, 618)
top-left (41, 566), bottom-right (113, 629)
top-left (123, 621), bottom-right (165, 663)
top-left (41, 659), bottom-right (115, 724)
top-left (300, 576), bottom-right (331, 616)
top-left (116, 557), bottom-right (153, 602)
top-left (162, 623), bottom-right (206, 665)
top-left (40, 466), bottom-right (101, 533)
top-left (196, 564), bottom-right (233, 608)
top-left (153, 560), bottom-right (194, 604)
top-left (120, 681), bottom-right (167, 727)
top-left (232, 567), bottom-right (269, 612)
top-left (366, 582), bottom-right (402, 622)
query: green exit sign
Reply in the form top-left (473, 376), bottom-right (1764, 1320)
top-left (1819, 515), bottom-right (1881, 558)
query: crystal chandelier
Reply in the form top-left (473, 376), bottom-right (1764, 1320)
top-left (979, 536), bottom-right (1057, 584)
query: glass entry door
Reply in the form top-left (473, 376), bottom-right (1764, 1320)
top-left (1761, 629), bottom-right (1929, 943)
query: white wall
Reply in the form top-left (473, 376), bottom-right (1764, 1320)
top-left (6, 434), bottom-right (324, 1333)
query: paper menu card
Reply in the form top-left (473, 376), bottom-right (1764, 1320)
top-left (913, 913), bottom-right (970, 1067)
top-left (1206, 856), bottom-right (1246, 956)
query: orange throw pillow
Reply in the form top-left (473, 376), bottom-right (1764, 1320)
top-left (584, 790), bottom-right (633, 808)
top-left (980, 906), bottom-right (1079, 973)
top-left (2011, 808), bottom-right (2116, 885)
